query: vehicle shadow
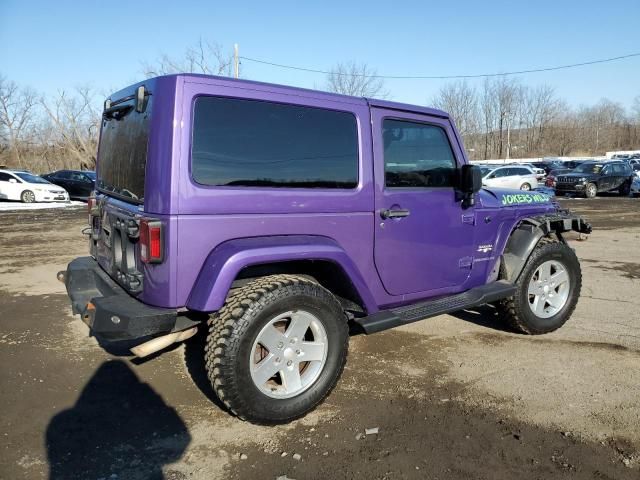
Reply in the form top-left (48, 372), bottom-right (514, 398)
top-left (45, 360), bottom-right (190, 480)
top-left (447, 304), bottom-right (515, 333)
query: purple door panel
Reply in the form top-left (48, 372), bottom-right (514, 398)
top-left (371, 107), bottom-right (476, 295)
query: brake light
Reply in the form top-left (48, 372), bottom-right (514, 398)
top-left (139, 219), bottom-right (163, 263)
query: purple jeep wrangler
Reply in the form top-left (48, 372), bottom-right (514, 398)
top-left (61, 74), bottom-right (591, 424)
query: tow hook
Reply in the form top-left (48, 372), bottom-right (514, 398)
top-left (56, 271), bottom-right (66, 283)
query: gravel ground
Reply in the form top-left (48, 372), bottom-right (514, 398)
top-left (0, 197), bottom-right (638, 479)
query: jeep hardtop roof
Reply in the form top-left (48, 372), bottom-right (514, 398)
top-left (108, 73), bottom-right (450, 120)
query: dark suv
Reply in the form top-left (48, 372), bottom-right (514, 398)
top-left (60, 75), bottom-right (591, 424)
top-left (42, 170), bottom-right (96, 200)
top-left (554, 161), bottom-right (634, 198)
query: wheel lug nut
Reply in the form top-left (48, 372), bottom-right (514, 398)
top-left (277, 342), bottom-right (284, 349)
top-left (287, 360), bottom-right (292, 366)
top-left (290, 338), bottom-right (296, 344)
top-left (296, 349), bottom-right (301, 355)
top-left (275, 357), bottom-right (280, 363)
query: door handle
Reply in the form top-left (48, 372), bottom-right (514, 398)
top-left (380, 208), bottom-right (410, 219)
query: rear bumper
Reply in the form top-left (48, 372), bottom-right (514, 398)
top-left (62, 256), bottom-right (179, 341)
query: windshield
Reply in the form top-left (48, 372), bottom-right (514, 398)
top-left (15, 172), bottom-right (50, 184)
top-left (574, 163), bottom-right (603, 174)
top-left (97, 92), bottom-right (152, 203)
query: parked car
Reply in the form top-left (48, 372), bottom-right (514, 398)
top-left (554, 161), bottom-right (634, 198)
top-left (545, 168), bottom-right (575, 187)
top-left (631, 165), bottom-right (640, 197)
top-left (42, 170), bottom-right (96, 200)
top-left (60, 75), bottom-right (591, 424)
top-left (0, 169), bottom-right (70, 203)
top-left (518, 163), bottom-right (546, 180)
top-left (481, 165), bottom-right (538, 190)
top-left (536, 161), bottom-right (565, 175)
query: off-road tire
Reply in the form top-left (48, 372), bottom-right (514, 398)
top-left (585, 183), bottom-right (597, 198)
top-left (21, 190), bottom-right (36, 203)
top-left (204, 274), bottom-right (348, 424)
top-left (498, 238), bottom-right (581, 334)
top-left (520, 183), bottom-right (531, 191)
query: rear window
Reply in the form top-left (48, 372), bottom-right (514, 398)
top-left (97, 93), bottom-right (152, 202)
top-left (191, 97), bottom-right (359, 188)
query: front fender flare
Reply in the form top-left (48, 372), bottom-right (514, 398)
top-left (501, 212), bottom-right (591, 282)
top-left (186, 235), bottom-right (377, 313)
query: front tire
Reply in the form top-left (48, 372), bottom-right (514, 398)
top-left (520, 183), bottom-right (531, 191)
top-left (498, 239), bottom-right (581, 334)
top-left (21, 190), bottom-right (36, 203)
top-left (204, 275), bottom-right (348, 424)
top-left (585, 182), bottom-right (597, 198)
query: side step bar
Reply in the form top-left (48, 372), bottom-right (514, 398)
top-left (355, 280), bottom-right (516, 334)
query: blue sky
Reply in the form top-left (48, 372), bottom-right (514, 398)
top-left (1, 0), bottom-right (639, 109)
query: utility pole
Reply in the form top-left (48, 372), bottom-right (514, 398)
top-left (506, 121), bottom-right (511, 161)
top-left (234, 44), bottom-right (239, 79)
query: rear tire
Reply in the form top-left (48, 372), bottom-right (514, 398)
top-left (204, 274), bottom-right (348, 424)
top-left (520, 183), bottom-right (531, 191)
top-left (21, 190), bottom-right (36, 203)
top-left (498, 239), bottom-right (581, 334)
top-left (618, 181), bottom-right (631, 197)
top-left (585, 183), bottom-right (597, 198)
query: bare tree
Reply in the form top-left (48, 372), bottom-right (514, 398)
top-left (0, 75), bottom-right (38, 168)
top-left (142, 38), bottom-right (236, 78)
top-left (431, 81), bottom-right (478, 137)
top-left (40, 86), bottom-right (101, 170)
top-left (633, 95), bottom-right (640, 122)
top-left (325, 61), bottom-right (389, 98)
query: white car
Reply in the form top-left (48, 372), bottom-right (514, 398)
top-left (480, 165), bottom-right (539, 191)
top-left (518, 163), bottom-right (546, 180)
top-left (0, 169), bottom-right (70, 203)
top-left (631, 166), bottom-right (640, 197)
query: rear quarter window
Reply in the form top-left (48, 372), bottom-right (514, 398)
top-left (191, 97), bottom-right (359, 189)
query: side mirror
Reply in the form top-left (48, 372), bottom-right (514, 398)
top-left (460, 165), bottom-right (483, 194)
top-left (458, 165), bottom-right (482, 208)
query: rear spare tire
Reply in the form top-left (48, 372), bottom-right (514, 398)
top-left (498, 239), bottom-right (581, 334)
top-left (205, 274), bottom-right (348, 424)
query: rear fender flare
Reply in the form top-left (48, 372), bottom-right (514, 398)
top-left (186, 235), bottom-right (377, 313)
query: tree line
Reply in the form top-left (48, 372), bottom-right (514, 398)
top-left (1, 40), bottom-right (638, 173)
top-left (430, 78), bottom-right (640, 160)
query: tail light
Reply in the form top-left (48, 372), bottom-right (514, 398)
top-left (139, 219), bottom-right (164, 263)
top-left (88, 193), bottom-right (97, 215)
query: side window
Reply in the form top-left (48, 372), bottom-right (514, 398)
top-left (56, 171), bottom-right (71, 179)
top-left (383, 119), bottom-right (456, 188)
top-left (0, 172), bottom-right (14, 182)
top-left (191, 97), bottom-right (359, 188)
top-left (492, 168), bottom-right (508, 178)
top-left (518, 168), bottom-right (531, 175)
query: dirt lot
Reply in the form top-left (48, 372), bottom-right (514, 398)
top-left (1, 197), bottom-right (639, 480)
